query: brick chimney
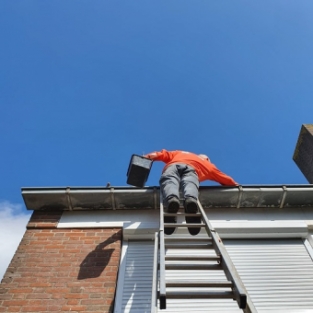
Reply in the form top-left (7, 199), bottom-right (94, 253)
top-left (293, 124), bottom-right (313, 183)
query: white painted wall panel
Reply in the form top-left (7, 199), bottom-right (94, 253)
top-left (58, 209), bottom-right (309, 239)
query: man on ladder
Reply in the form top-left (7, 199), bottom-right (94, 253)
top-left (144, 149), bottom-right (238, 235)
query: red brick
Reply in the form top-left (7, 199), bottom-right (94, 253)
top-left (66, 299), bottom-right (79, 305)
top-left (33, 232), bottom-right (54, 237)
top-left (47, 306), bottom-right (63, 312)
top-left (64, 293), bottom-right (89, 299)
top-left (8, 289), bottom-right (33, 294)
top-left (7, 307), bottom-right (21, 312)
top-left (21, 306), bottom-right (48, 312)
top-left (83, 240), bottom-right (96, 244)
top-left (25, 293), bottom-right (51, 300)
top-left (61, 305), bottom-right (87, 311)
top-left (0, 295), bottom-right (13, 301)
top-left (67, 232), bottom-right (84, 237)
top-left (2, 301), bottom-right (28, 307)
top-left (12, 294), bottom-right (25, 300)
top-left (27, 223), bottom-right (57, 229)
top-left (81, 299), bottom-right (105, 305)
top-left (28, 282), bottom-right (51, 287)
top-left (89, 293), bottom-right (104, 299)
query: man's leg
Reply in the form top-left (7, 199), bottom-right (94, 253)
top-left (159, 165), bottom-right (181, 235)
top-left (159, 164), bottom-right (181, 207)
top-left (180, 165), bottom-right (199, 203)
top-left (180, 165), bottom-right (201, 235)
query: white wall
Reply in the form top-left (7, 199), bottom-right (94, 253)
top-left (58, 207), bottom-right (313, 239)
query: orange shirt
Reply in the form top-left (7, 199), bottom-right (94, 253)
top-left (146, 149), bottom-right (238, 185)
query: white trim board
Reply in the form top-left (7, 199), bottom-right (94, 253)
top-left (58, 210), bottom-right (309, 239)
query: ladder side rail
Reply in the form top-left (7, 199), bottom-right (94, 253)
top-left (197, 200), bottom-right (250, 310)
top-left (150, 231), bottom-right (159, 313)
top-left (159, 194), bottom-right (166, 310)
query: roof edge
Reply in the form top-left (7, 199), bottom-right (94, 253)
top-left (21, 184), bottom-right (313, 211)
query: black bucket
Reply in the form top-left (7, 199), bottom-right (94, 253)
top-left (127, 154), bottom-right (153, 187)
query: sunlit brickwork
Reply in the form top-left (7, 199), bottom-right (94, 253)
top-left (0, 211), bottom-right (121, 313)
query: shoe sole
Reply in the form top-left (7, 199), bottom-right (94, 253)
top-left (164, 200), bottom-right (180, 235)
top-left (185, 201), bottom-right (198, 213)
top-left (164, 216), bottom-right (176, 235)
top-left (168, 201), bottom-right (180, 213)
top-left (185, 201), bottom-right (201, 236)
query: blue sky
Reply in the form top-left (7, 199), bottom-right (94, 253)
top-left (1, 1), bottom-right (313, 277)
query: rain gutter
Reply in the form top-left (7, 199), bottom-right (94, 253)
top-left (21, 185), bottom-right (313, 211)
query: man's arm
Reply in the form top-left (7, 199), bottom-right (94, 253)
top-left (144, 149), bottom-right (174, 163)
top-left (210, 164), bottom-right (238, 186)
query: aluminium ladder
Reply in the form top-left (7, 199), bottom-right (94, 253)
top-left (151, 195), bottom-right (257, 313)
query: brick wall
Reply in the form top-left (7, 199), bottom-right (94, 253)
top-left (0, 211), bottom-right (122, 313)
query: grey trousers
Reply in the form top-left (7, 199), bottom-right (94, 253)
top-left (159, 163), bottom-right (199, 205)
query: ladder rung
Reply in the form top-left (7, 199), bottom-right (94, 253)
top-left (165, 290), bottom-right (234, 299)
top-left (164, 236), bottom-right (212, 242)
top-left (165, 255), bottom-right (220, 261)
top-left (166, 280), bottom-right (233, 288)
top-left (165, 244), bottom-right (213, 249)
top-left (164, 223), bottom-right (205, 228)
top-left (165, 263), bottom-right (222, 270)
top-left (164, 213), bottom-right (201, 217)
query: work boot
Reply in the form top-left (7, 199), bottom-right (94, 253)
top-left (185, 197), bottom-right (198, 213)
top-left (164, 197), bottom-right (180, 235)
top-left (167, 197), bottom-right (180, 213)
top-left (184, 197), bottom-right (201, 236)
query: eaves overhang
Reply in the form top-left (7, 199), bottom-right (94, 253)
top-left (21, 185), bottom-right (313, 211)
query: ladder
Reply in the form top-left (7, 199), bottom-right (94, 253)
top-left (151, 195), bottom-right (257, 313)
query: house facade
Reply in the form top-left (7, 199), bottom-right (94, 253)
top-left (1, 185), bottom-right (313, 312)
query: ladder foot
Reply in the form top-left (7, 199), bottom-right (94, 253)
top-left (238, 294), bottom-right (247, 309)
top-left (159, 295), bottom-right (166, 310)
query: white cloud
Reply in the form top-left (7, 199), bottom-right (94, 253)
top-left (0, 201), bottom-right (31, 281)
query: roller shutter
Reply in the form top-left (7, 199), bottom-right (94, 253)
top-left (120, 241), bottom-right (154, 313)
top-left (117, 240), bottom-right (241, 313)
top-left (116, 239), bottom-right (313, 313)
top-left (224, 239), bottom-right (313, 313)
